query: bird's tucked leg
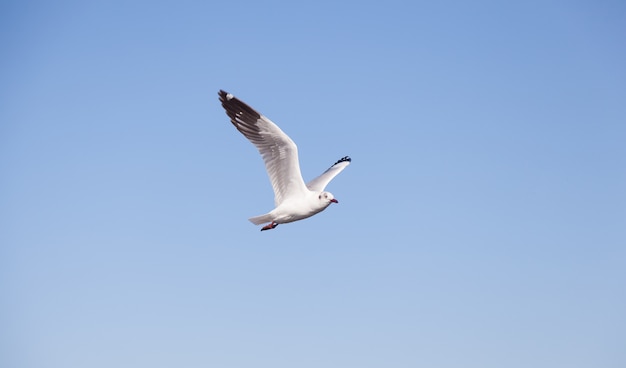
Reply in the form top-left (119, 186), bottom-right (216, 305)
top-left (260, 221), bottom-right (278, 231)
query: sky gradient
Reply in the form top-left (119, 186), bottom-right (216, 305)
top-left (2, 1), bottom-right (625, 367)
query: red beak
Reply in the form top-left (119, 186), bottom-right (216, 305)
top-left (330, 199), bottom-right (338, 203)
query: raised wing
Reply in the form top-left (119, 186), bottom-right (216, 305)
top-left (306, 156), bottom-right (351, 192)
top-left (219, 90), bottom-right (309, 206)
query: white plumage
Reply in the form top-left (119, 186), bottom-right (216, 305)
top-left (218, 90), bottom-right (351, 231)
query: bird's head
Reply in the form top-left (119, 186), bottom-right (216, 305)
top-left (318, 191), bottom-right (338, 205)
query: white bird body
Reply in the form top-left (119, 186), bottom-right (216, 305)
top-left (218, 90), bottom-right (351, 231)
top-left (249, 191), bottom-right (333, 225)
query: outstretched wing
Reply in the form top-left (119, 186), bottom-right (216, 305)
top-left (219, 90), bottom-right (309, 206)
top-left (306, 156), bottom-right (351, 192)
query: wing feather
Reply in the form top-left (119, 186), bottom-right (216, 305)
top-left (306, 156), bottom-right (351, 192)
top-left (218, 90), bottom-right (309, 206)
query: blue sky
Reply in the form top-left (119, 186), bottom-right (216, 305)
top-left (1, 1), bottom-right (625, 367)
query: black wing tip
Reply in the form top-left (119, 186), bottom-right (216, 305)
top-left (218, 89), bottom-right (232, 102)
top-left (333, 156), bottom-right (351, 166)
top-left (218, 90), bottom-right (262, 123)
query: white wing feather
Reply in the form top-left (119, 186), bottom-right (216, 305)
top-left (219, 90), bottom-right (309, 206)
top-left (306, 156), bottom-right (351, 192)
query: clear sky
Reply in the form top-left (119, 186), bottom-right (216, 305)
top-left (1, 1), bottom-right (625, 367)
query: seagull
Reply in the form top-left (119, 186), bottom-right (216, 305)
top-left (218, 90), bottom-right (351, 231)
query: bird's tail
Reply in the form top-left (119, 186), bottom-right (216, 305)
top-left (248, 213), bottom-right (273, 225)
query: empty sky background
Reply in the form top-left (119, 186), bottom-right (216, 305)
top-left (1, 1), bottom-right (625, 367)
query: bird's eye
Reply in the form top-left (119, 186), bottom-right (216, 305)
top-left (318, 194), bottom-right (321, 199)
top-left (324, 194), bottom-right (328, 198)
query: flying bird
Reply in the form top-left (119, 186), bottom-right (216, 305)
top-left (218, 90), bottom-right (351, 231)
